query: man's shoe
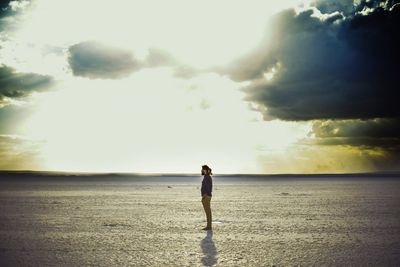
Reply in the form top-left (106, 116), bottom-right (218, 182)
top-left (202, 226), bottom-right (212, 230)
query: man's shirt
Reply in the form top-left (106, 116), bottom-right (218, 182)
top-left (201, 175), bottom-right (212, 197)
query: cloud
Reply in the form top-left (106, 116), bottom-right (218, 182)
top-left (304, 118), bottom-right (400, 150)
top-left (257, 142), bottom-right (400, 173)
top-left (310, 118), bottom-right (400, 139)
top-left (0, 134), bottom-right (44, 170)
top-left (8, 0), bottom-right (30, 12)
top-left (0, 104), bottom-right (34, 134)
top-left (143, 48), bottom-right (202, 78)
top-left (311, 0), bottom-right (355, 15)
top-left (0, 0), bottom-right (31, 32)
top-left (215, 0), bottom-right (400, 171)
top-left (294, 117), bottom-right (400, 172)
top-left (67, 41), bottom-right (207, 80)
top-left (221, 1), bottom-right (399, 121)
top-left (312, 0), bottom-right (400, 15)
top-left (144, 48), bottom-right (177, 67)
top-left (0, 65), bottom-right (54, 107)
top-left (0, 0), bottom-right (29, 17)
top-left (259, 115), bottom-right (400, 174)
top-left (67, 41), bottom-right (143, 79)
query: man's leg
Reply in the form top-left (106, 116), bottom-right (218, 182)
top-left (204, 196), bottom-right (212, 228)
top-left (202, 197), bottom-right (207, 222)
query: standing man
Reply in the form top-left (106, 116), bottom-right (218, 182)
top-left (201, 165), bottom-right (213, 231)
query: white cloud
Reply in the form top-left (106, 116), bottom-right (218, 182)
top-left (9, 0), bottom-right (30, 11)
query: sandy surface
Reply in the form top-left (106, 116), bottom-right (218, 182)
top-left (0, 175), bottom-right (399, 266)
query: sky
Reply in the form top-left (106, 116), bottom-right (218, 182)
top-left (0, 0), bottom-right (399, 174)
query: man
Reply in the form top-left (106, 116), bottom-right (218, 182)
top-left (201, 165), bottom-right (213, 231)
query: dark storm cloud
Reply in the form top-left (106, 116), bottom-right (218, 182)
top-left (298, 117), bottom-right (400, 171)
top-left (222, 0), bottom-right (400, 121)
top-left (305, 118), bottom-right (400, 149)
top-left (217, 8), bottom-right (345, 83)
top-left (0, 0), bottom-right (31, 31)
top-left (312, 0), bottom-right (400, 15)
top-left (311, 118), bottom-right (400, 139)
top-left (303, 120), bottom-right (400, 172)
top-left (0, 0), bottom-right (21, 18)
top-left (216, 0), bottom-right (400, 170)
top-left (68, 41), bottom-right (143, 79)
top-left (0, 65), bottom-right (54, 107)
top-left (311, 0), bottom-right (355, 14)
top-left (0, 1), bottom-right (11, 15)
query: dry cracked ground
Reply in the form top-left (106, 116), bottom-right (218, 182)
top-left (0, 176), bottom-right (399, 266)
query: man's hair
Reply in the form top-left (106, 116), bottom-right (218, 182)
top-left (202, 165), bottom-right (212, 175)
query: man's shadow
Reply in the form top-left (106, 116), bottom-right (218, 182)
top-left (200, 230), bottom-right (217, 266)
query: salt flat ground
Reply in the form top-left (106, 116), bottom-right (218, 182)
top-left (0, 175), bottom-right (399, 266)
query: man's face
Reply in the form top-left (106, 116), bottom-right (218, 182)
top-left (201, 169), bottom-right (205, 175)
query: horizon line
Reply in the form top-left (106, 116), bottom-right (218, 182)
top-left (0, 169), bottom-right (399, 177)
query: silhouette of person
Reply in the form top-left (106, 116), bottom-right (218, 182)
top-left (201, 165), bottom-right (213, 231)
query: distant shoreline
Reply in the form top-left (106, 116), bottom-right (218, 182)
top-left (0, 170), bottom-right (399, 179)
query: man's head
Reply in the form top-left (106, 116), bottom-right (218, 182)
top-left (201, 165), bottom-right (212, 175)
